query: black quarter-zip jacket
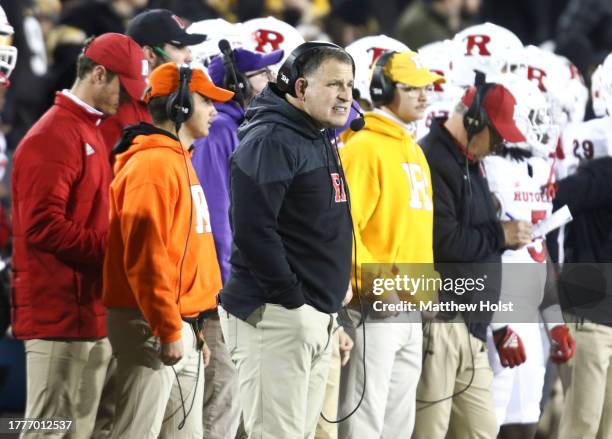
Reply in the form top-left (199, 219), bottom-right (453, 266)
top-left (420, 120), bottom-right (504, 341)
top-left (220, 84), bottom-right (353, 321)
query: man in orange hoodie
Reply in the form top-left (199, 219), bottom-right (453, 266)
top-left (102, 62), bottom-right (233, 438)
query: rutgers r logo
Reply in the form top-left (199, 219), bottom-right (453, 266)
top-left (528, 66), bottom-right (547, 92)
top-left (367, 47), bottom-right (387, 67)
top-left (253, 29), bottom-right (285, 52)
top-left (190, 185), bottom-right (211, 234)
top-left (464, 35), bottom-right (492, 56)
top-left (330, 173), bottom-right (347, 203)
top-left (430, 69), bottom-right (445, 92)
top-left (402, 163), bottom-right (432, 211)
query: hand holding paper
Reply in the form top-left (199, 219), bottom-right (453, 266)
top-left (532, 205), bottom-right (573, 238)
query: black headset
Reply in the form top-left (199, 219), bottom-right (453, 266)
top-left (276, 41), bottom-right (355, 97)
top-left (166, 64), bottom-right (193, 129)
top-left (463, 71), bottom-right (494, 139)
top-left (224, 67), bottom-right (250, 106)
top-left (218, 39), bottom-right (250, 107)
top-left (369, 50), bottom-right (398, 107)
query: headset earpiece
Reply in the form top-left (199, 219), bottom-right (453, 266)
top-left (276, 41), bottom-right (355, 98)
top-left (166, 65), bottom-right (193, 128)
top-left (463, 73), bottom-right (493, 138)
top-left (369, 51), bottom-right (397, 107)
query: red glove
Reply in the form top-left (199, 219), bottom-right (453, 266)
top-left (549, 325), bottom-right (576, 364)
top-left (493, 326), bottom-right (527, 368)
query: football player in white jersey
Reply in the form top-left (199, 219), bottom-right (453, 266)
top-left (563, 56), bottom-right (589, 125)
top-left (0, 4), bottom-right (16, 336)
top-left (483, 77), bottom-right (574, 439)
top-left (560, 52), bottom-right (612, 178)
top-left (345, 34), bottom-right (409, 111)
top-left (187, 18), bottom-right (248, 68)
top-left (554, 50), bottom-right (612, 439)
top-left (0, 5), bottom-right (16, 88)
top-left (414, 40), bottom-right (462, 139)
top-left (0, 3), bottom-right (15, 181)
top-left (241, 16), bottom-right (305, 76)
top-left (522, 45), bottom-right (588, 181)
top-left (559, 106), bottom-right (612, 178)
top-left (450, 22), bottom-right (525, 88)
top-left (414, 24), bottom-right (525, 141)
top-left (525, 47), bottom-right (609, 267)
top-left (591, 64), bottom-right (607, 118)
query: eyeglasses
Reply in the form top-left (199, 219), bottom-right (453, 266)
top-left (395, 84), bottom-right (434, 97)
top-left (246, 68), bottom-right (273, 81)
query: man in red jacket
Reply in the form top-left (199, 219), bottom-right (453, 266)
top-left (11, 33), bottom-right (147, 437)
top-left (99, 9), bottom-right (206, 156)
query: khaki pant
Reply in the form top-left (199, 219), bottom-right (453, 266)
top-left (315, 328), bottom-right (341, 439)
top-left (106, 308), bottom-right (204, 439)
top-left (413, 321), bottom-right (497, 439)
top-left (202, 314), bottom-right (241, 439)
top-left (559, 321), bottom-right (612, 439)
top-left (92, 356), bottom-right (116, 438)
top-left (339, 316), bottom-right (422, 439)
top-left (219, 304), bottom-right (335, 439)
top-left (22, 337), bottom-right (112, 439)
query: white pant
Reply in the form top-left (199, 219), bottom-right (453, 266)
top-left (220, 304), bottom-right (335, 439)
top-left (487, 323), bottom-right (546, 426)
top-left (339, 314), bottom-right (422, 439)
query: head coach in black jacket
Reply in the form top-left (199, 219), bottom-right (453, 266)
top-left (218, 42), bottom-right (354, 438)
top-left (413, 78), bottom-right (533, 438)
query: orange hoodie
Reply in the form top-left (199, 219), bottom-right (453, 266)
top-left (103, 128), bottom-right (221, 343)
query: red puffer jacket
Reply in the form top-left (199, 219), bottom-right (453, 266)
top-left (11, 91), bottom-right (111, 339)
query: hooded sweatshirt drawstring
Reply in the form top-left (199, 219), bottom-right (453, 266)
top-left (324, 130), bottom-right (334, 208)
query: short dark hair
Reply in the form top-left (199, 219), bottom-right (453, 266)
top-left (76, 36), bottom-right (117, 81)
top-left (148, 95), bottom-right (170, 125)
top-left (296, 47), bottom-right (354, 80)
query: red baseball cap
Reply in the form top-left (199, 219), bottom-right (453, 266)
top-left (84, 33), bottom-right (149, 101)
top-left (461, 84), bottom-right (526, 143)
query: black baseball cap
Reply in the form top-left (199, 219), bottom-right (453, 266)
top-left (126, 9), bottom-right (207, 48)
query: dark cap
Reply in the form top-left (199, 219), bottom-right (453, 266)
top-left (127, 9), bottom-right (207, 48)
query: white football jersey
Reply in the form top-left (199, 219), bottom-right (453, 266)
top-left (556, 116), bottom-right (612, 179)
top-left (414, 99), bottom-right (455, 141)
top-left (484, 155), bottom-right (554, 263)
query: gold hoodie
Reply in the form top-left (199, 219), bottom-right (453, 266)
top-left (340, 110), bottom-right (435, 295)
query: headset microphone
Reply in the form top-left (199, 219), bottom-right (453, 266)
top-left (218, 39), bottom-right (246, 107)
top-left (350, 101), bottom-right (366, 132)
top-left (349, 88), bottom-right (365, 131)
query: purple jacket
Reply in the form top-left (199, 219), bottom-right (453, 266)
top-left (192, 101), bottom-right (244, 284)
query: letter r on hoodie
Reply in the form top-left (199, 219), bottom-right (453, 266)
top-left (330, 173), bottom-right (347, 203)
top-left (190, 185), bottom-right (211, 233)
